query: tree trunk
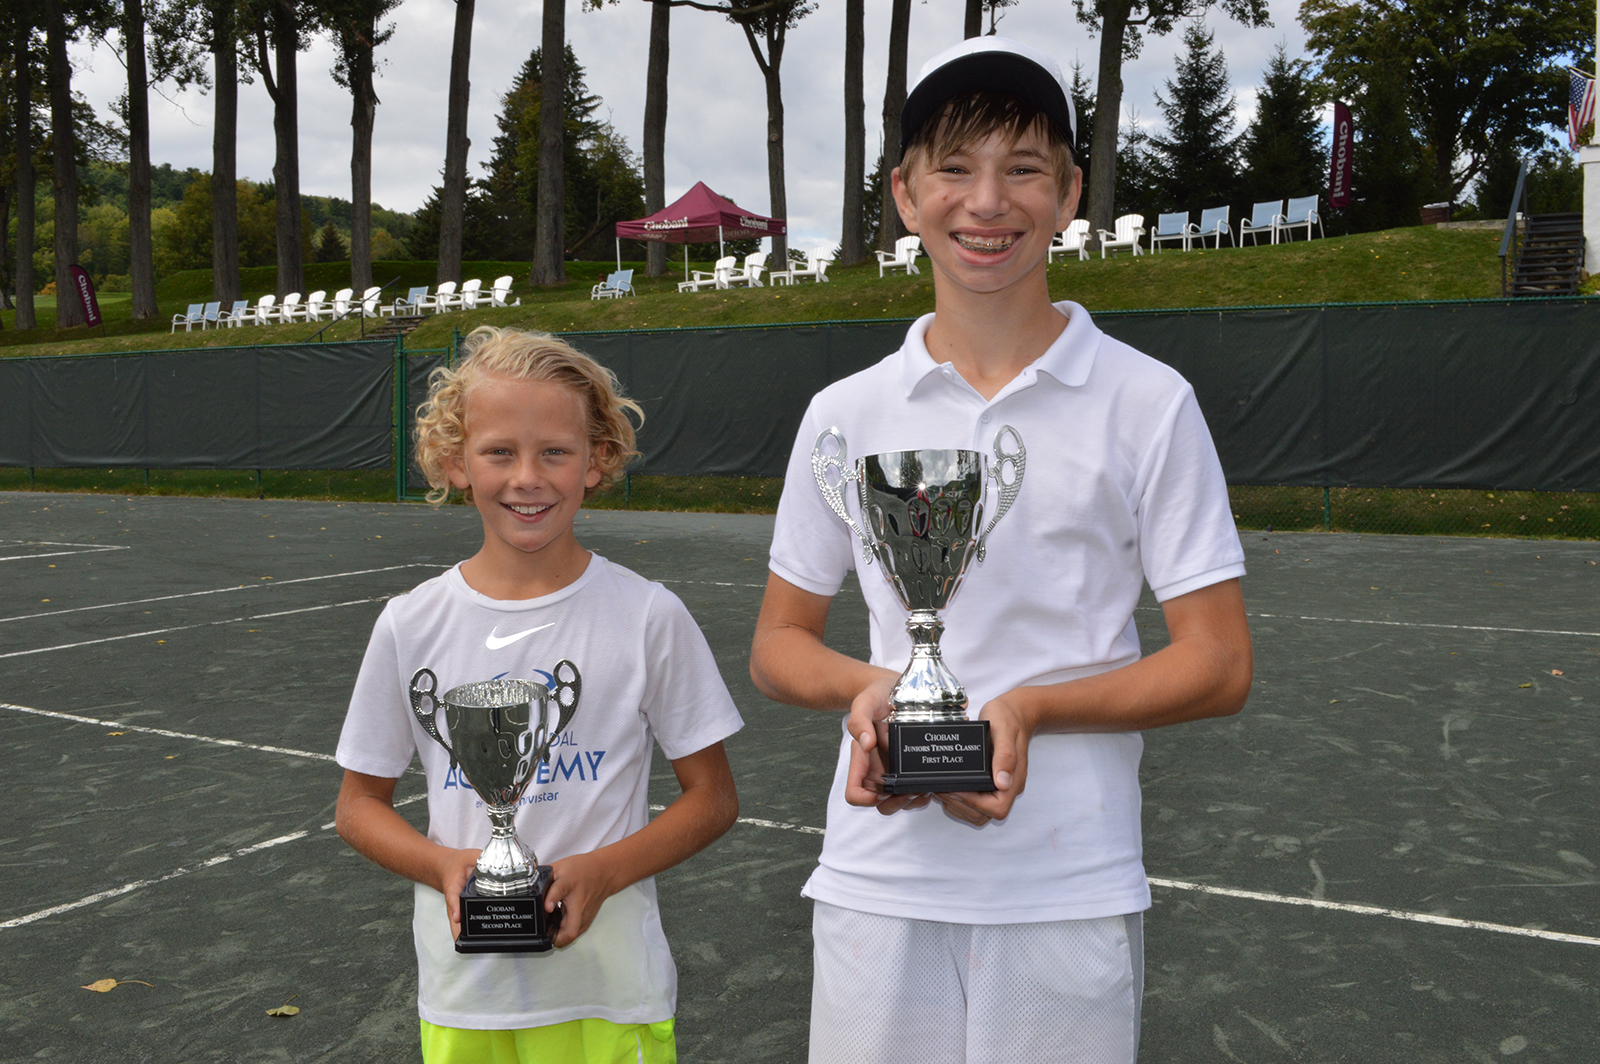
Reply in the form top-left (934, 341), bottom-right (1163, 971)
top-left (641, 0), bottom-right (669, 278)
top-left (761, 39), bottom-right (787, 267)
top-left (964, 0), bottom-right (982, 38)
top-left (46, 0), bottom-right (84, 327)
top-left (211, 0), bottom-right (240, 306)
top-left (13, 18), bottom-right (37, 330)
top-left (0, 186), bottom-right (11, 314)
top-left (269, 0), bottom-right (303, 296)
top-left (349, 14), bottom-right (376, 292)
top-left (878, 0), bottom-right (910, 253)
top-left (530, 0), bottom-right (565, 285)
top-left (1086, 0), bottom-right (1132, 250)
top-left (124, 0), bottom-right (157, 318)
top-left (838, 0), bottom-right (865, 265)
top-left (438, 0), bottom-right (473, 285)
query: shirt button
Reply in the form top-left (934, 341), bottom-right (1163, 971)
top-left (942, 368), bottom-right (953, 379)
top-left (980, 412), bottom-right (992, 423)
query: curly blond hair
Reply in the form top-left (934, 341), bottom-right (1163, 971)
top-left (414, 326), bottom-right (644, 505)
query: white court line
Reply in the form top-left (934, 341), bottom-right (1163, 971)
top-left (0, 541), bottom-right (130, 563)
top-left (0, 563), bottom-right (440, 625)
top-left (0, 597), bottom-right (386, 659)
top-left (0, 702), bottom-right (336, 761)
top-left (1, 796), bottom-right (429, 931)
top-left (1249, 612), bottom-right (1600, 639)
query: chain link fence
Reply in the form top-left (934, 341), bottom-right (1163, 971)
top-left (1228, 486), bottom-right (1600, 539)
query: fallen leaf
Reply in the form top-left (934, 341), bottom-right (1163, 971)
top-left (81, 978), bottom-right (153, 993)
top-left (1551, 669), bottom-right (1563, 676)
top-left (1518, 683), bottom-right (1532, 688)
top-left (267, 994), bottom-right (300, 1018)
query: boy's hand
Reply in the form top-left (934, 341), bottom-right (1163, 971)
top-left (934, 693), bottom-right (1034, 826)
top-left (545, 851), bottom-right (623, 949)
top-left (845, 676), bottom-right (932, 815)
top-left (437, 847), bottom-right (482, 939)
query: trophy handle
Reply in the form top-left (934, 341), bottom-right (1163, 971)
top-left (533, 660), bottom-right (581, 764)
top-left (977, 425), bottom-right (1026, 563)
top-left (811, 428), bottom-right (874, 564)
top-left (408, 668), bottom-right (456, 767)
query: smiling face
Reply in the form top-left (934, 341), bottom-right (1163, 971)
top-left (892, 123), bottom-right (1081, 301)
top-left (447, 373), bottom-right (603, 594)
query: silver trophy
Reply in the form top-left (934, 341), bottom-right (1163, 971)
top-left (812, 426), bottom-right (1024, 793)
top-left (409, 664), bottom-right (580, 952)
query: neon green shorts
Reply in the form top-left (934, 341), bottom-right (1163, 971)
top-left (420, 1016), bottom-right (676, 1064)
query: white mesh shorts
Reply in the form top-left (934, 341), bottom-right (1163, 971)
top-left (808, 903), bottom-right (1143, 1064)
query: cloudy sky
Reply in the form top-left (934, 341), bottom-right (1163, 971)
top-left (67, 0), bottom-right (1313, 251)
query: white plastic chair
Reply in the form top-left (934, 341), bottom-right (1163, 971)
top-left (438, 279), bottom-right (480, 312)
top-left (1049, 220), bottom-right (1090, 263)
top-left (1278, 196), bottom-right (1323, 241)
top-left (456, 278), bottom-right (485, 310)
top-left (383, 287), bottom-right (428, 316)
top-left (1097, 214), bottom-right (1146, 258)
top-left (1194, 206), bottom-right (1231, 249)
top-left (323, 288), bottom-right (354, 320)
top-left (251, 294), bottom-right (280, 324)
top-left (281, 292), bottom-right (313, 322)
top-left (876, 235), bottom-right (922, 277)
top-left (198, 301), bottom-right (223, 329)
top-left (679, 256), bottom-right (735, 293)
top-left (591, 270), bottom-right (635, 299)
top-left (1148, 212), bottom-right (1195, 253)
top-left (724, 252), bottom-right (767, 288)
top-left (218, 300), bottom-right (251, 327)
top-left (416, 282), bottom-right (456, 313)
top-left (171, 303), bottom-right (204, 332)
top-left (772, 249), bottom-right (833, 284)
top-left (359, 287), bottom-right (382, 317)
top-left (486, 276), bottom-right (520, 307)
top-left (1239, 201), bottom-right (1284, 246)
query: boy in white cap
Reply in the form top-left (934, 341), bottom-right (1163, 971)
top-left (750, 36), bottom-right (1252, 1064)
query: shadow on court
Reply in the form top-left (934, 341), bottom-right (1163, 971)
top-left (0, 492), bottom-right (1594, 1063)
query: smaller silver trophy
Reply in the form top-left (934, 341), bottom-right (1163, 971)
top-left (409, 664), bottom-right (580, 953)
top-left (813, 426), bottom-right (1024, 793)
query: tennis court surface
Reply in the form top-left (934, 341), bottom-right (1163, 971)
top-left (1, 491), bottom-right (1595, 1063)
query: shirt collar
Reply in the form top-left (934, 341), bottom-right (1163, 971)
top-left (897, 300), bottom-right (1101, 399)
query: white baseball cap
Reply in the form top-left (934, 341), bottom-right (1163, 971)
top-left (901, 36), bottom-right (1076, 156)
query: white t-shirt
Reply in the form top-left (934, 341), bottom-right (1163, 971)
top-left (337, 554), bottom-right (744, 1030)
top-left (770, 302), bottom-right (1245, 924)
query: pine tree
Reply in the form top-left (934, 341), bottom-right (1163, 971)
top-left (312, 220), bottom-right (346, 262)
top-left (1146, 25), bottom-right (1239, 217)
top-left (1240, 46), bottom-right (1324, 206)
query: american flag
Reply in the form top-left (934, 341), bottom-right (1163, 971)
top-left (1572, 69), bottom-right (1596, 150)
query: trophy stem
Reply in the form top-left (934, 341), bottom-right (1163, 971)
top-left (889, 609), bottom-right (969, 724)
top-left (472, 805), bottom-right (539, 897)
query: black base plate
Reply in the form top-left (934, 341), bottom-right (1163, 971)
top-left (880, 718), bottom-right (995, 795)
top-left (455, 868), bottom-right (561, 954)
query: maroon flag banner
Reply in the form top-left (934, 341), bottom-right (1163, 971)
top-left (1328, 102), bottom-right (1354, 209)
top-left (68, 265), bottom-right (102, 327)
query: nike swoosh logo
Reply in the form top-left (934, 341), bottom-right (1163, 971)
top-left (484, 623), bottom-right (556, 650)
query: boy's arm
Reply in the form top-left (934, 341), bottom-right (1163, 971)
top-left (750, 573), bottom-right (930, 815)
top-left (543, 740), bottom-right (738, 949)
top-left (911, 577), bottom-right (1252, 826)
top-left (335, 770), bottom-right (481, 936)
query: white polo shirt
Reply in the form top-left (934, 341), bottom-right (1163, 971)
top-left (770, 301), bottom-right (1245, 924)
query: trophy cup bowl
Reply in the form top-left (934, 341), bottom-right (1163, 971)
top-left (813, 427), bottom-right (1024, 794)
top-left (410, 664), bottom-right (581, 953)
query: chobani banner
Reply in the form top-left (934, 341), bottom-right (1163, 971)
top-left (68, 264), bottom-right (102, 327)
top-left (1329, 102), bottom-right (1354, 209)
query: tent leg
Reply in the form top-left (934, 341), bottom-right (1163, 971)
top-left (616, 237), bottom-right (621, 272)
top-left (719, 226), bottom-right (724, 259)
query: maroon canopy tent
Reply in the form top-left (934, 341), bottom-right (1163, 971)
top-left (613, 181), bottom-right (786, 278)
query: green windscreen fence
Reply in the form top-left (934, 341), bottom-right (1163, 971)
top-left (3, 300), bottom-right (1597, 496)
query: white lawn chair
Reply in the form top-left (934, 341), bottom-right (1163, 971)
top-left (251, 294), bottom-right (280, 324)
top-left (454, 278), bottom-right (485, 310)
top-left (1194, 206), bottom-right (1231, 249)
top-left (321, 288), bottom-right (353, 320)
top-left (876, 235), bottom-right (921, 277)
top-left (591, 270), bottom-right (635, 299)
top-left (359, 287), bottom-right (382, 317)
top-left (415, 282), bottom-right (456, 313)
top-left (1278, 196), bottom-right (1323, 241)
top-left (1149, 212), bottom-right (1195, 253)
top-left (724, 252), bottom-right (767, 288)
top-left (486, 276), bottom-right (520, 307)
top-left (1049, 219), bottom-right (1090, 263)
top-left (171, 303), bottom-right (204, 332)
top-left (280, 292), bottom-right (311, 322)
top-left (218, 300), bottom-right (251, 327)
top-left (1239, 201), bottom-right (1284, 246)
top-left (197, 301), bottom-right (223, 329)
top-left (1097, 214), bottom-right (1145, 258)
top-left (383, 287), bottom-right (428, 316)
top-left (772, 249), bottom-right (833, 284)
top-left (297, 290), bottom-right (330, 321)
top-left (680, 256), bottom-right (736, 293)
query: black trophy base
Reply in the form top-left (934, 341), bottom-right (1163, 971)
top-left (880, 718), bottom-right (995, 795)
top-left (455, 868), bottom-right (562, 954)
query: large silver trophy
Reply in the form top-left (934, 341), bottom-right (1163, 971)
top-left (812, 426), bottom-right (1024, 794)
top-left (409, 664), bottom-right (580, 953)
